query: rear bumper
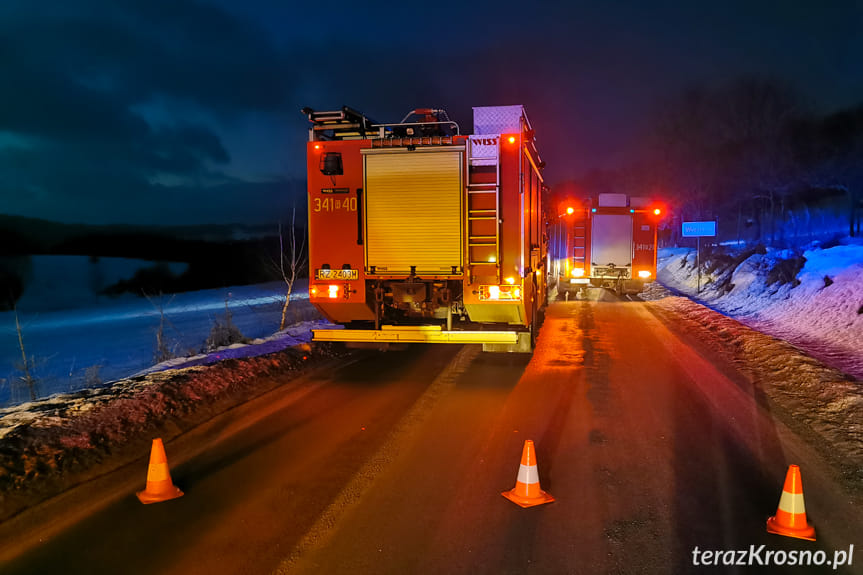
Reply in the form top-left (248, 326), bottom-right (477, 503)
top-left (312, 325), bottom-right (520, 345)
top-left (587, 278), bottom-right (645, 294)
top-left (557, 277), bottom-right (590, 292)
top-left (621, 279), bottom-right (645, 294)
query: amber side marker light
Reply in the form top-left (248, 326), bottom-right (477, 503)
top-left (479, 284), bottom-right (522, 301)
top-left (653, 208), bottom-right (662, 215)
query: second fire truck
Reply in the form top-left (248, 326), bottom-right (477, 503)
top-left (549, 193), bottom-right (663, 297)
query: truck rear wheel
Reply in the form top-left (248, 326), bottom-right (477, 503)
top-left (529, 296), bottom-right (545, 349)
top-left (530, 309), bottom-right (538, 348)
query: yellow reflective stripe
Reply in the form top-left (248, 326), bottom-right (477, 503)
top-left (312, 328), bottom-right (519, 344)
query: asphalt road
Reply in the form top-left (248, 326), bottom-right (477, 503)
top-left (3, 300), bottom-right (861, 574)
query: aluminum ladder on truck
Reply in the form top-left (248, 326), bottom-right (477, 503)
top-left (573, 220), bottom-right (586, 270)
top-left (466, 137), bottom-right (501, 284)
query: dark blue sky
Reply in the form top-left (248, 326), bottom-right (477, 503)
top-left (1, 0), bottom-right (860, 226)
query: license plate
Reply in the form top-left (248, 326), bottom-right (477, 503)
top-left (316, 269), bottom-right (358, 280)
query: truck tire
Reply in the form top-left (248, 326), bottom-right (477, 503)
top-left (530, 304), bottom-right (539, 349)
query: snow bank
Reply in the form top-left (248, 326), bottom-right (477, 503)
top-left (0, 336), bottom-right (347, 522)
top-left (653, 238), bottom-right (863, 483)
top-left (0, 281), bottom-right (318, 404)
top-left (0, 284), bottom-right (336, 522)
top-left (131, 319), bottom-right (334, 376)
top-left (648, 296), bottom-right (863, 483)
top-left (658, 238), bottom-right (863, 380)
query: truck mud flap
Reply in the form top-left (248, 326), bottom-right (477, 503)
top-left (481, 332), bottom-right (532, 353)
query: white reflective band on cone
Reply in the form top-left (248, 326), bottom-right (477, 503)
top-left (778, 490), bottom-right (806, 513)
top-left (517, 464), bottom-right (539, 485)
top-left (148, 464), bottom-right (170, 482)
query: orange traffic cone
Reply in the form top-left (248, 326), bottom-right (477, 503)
top-left (137, 438), bottom-right (184, 504)
top-left (766, 465), bottom-right (815, 541)
top-left (502, 440), bottom-right (554, 508)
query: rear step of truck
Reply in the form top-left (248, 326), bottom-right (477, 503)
top-left (312, 325), bottom-right (531, 352)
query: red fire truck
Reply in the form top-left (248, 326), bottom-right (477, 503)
top-left (303, 105), bottom-right (547, 351)
top-left (549, 193), bottom-right (662, 297)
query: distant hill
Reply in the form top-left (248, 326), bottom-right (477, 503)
top-left (0, 215), bottom-right (309, 308)
top-left (0, 214), bottom-right (287, 257)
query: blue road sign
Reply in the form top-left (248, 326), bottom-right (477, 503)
top-left (681, 221), bottom-right (717, 237)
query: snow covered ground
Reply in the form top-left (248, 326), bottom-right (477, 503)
top-left (0, 278), bottom-right (321, 405)
top-left (657, 237), bottom-right (863, 381)
top-left (646, 239), bottom-right (863, 483)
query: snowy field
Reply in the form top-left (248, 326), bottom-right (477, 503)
top-left (1, 274), bottom-right (318, 405)
top-left (657, 237), bottom-right (863, 380)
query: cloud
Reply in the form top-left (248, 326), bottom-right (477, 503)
top-left (1, 0), bottom-right (860, 226)
top-left (1, 0), bottom-right (294, 114)
top-left (0, 0), bottom-right (298, 225)
top-left (0, 137), bottom-right (303, 225)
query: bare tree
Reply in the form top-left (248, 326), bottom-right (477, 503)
top-left (800, 104), bottom-right (863, 237)
top-left (647, 77), bottom-right (805, 244)
top-left (13, 309), bottom-right (39, 401)
top-left (650, 86), bottom-right (725, 215)
top-left (716, 77), bottom-right (803, 243)
top-left (276, 205), bottom-right (308, 330)
top-left (145, 292), bottom-right (177, 363)
top-left (205, 292), bottom-right (245, 351)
